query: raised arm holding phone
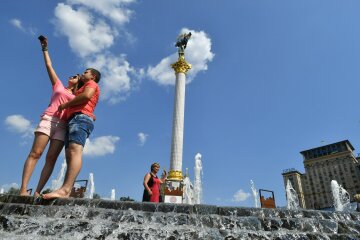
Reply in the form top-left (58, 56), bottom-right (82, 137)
top-left (20, 35), bottom-right (81, 196)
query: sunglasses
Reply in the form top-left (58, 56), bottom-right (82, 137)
top-left (69, 75), bottom-right (80, 79)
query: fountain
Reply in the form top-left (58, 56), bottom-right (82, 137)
top-left (0, 195), bottom-right (359, 239)
top-left (85, 173), bottom-right (95, 199)
top-left (183, 175), bottom-right (194, 204)
top-left (111, 189), bottom-right (116, 201)
top-left (330, 180), bottom-right (354, 212)
top-left (193, 153), bottom-right (203, 204)
top-left (250, 180), bottom-right (259, 208)
top-left (0, 188), bottom-right (4, 194)
top-left (286, 179), bottom-right (300, 210)
top-left (50, 158), bottom-right (67, 190)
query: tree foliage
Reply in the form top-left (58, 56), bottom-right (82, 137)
top-left (93, 193), bottom-right (101, 199)
top-left (7, 187), bottom-right (20, 195)
top-left (119, 196), bottom-right (135, 201)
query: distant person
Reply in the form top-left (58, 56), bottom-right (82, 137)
top-left (143, 163), bottom-right (167, 202)
top-left (20, 36), bottom-right (82, 197)
top-left (43, 64), bottom-right (101, 200)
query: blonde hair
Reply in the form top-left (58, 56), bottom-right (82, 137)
top-left (150, 162), bottom-right (160, 171)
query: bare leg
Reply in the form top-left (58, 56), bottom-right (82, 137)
top-left (43, 143), bottom-right (83, 199)
top-left (34, 139), bottom-right (64, 196)
top-left (20, 133), bottom-right (49, 196)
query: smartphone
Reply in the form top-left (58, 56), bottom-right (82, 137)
top-left (38, 35), bottom-right (46, 41)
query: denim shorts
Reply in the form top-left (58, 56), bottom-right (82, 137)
top-left (65, 113), bottom-right (94, 148)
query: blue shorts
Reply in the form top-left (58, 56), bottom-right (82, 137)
top-left (65, 113), bottom-right (94, 149)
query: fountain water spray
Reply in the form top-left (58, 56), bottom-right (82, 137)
top-left (183, 174), bottom-right (194, 204)
top-left (331, 180), bottom-right (350, 211)
top-left (86, 173), bottom-right (95, 199)
top-left (51, 158), bottom-right (67, 190)
top-left (0, 188), bottom-right (4, 194)
top-left (250, 180), bottom-right (259, 208)
top-left (111, 189), bottom-right (116, 201)
top-left (193, 153), bottom-right (203, 204)
top-left (286, 179), bottom-right (300, 210)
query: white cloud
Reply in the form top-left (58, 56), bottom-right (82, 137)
top-left (5, 115), bottom-right (33, 137)
top-left (147, 28), bottom-right (215, 85)
top-left (138, 132), bottom-right (148, 146)
top-left (9, 18), bottom-right (36, 36)
top-left (86, 53), bottom-right (143, 103)
top-left (53, 1), bottom-right (140, 102)
top-left (232, 189), bottom-right (251, 202)
top-left (67, 0), bottom-right (135, 25)
top-left (54, 3), bottom-right (116, 57)
top-left (147, 55), bottom-right (178, 85)
top-left (10, 19), bottom-right (23, 30)
top-left (83, 135), bottom-right (120, 156)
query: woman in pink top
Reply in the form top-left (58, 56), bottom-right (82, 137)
top-left (19, 36), bottom-right (81, 196)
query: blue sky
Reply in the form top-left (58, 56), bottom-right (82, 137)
top-left (1, 0), bottom-right (360, 207)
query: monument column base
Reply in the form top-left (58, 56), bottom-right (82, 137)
top-left (164, 179), bottom-right (184, 204)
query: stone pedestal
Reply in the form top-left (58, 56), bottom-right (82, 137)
top-left (164, 180), bottom-right (184, 204)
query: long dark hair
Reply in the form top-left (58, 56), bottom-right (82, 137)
top-left (72, 74), bottom-right (84, 94)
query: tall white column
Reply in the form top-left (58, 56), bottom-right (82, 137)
top-left (168, 56), bottom-right (191, 180)
top-left (170, 72), bottom-right (186, 171)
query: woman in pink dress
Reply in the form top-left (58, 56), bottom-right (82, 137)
top-left (19, 36), bottom-right (82, 196)
top-left (143, 163), bottom-right (167, 202)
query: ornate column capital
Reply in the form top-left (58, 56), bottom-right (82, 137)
top-left (167, 170), bottom-right (183, 180)
top-left (171, 56), bottom-right (191, 74)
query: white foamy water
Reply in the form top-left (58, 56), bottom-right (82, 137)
top-left (331, 180), bottom-right (352, 212)
top-left (0, 198), bottom-right (357, 239)
top-left (85, 173), bottom-right (95, 199)
top-left (183, 176), bottom-right (194, 204)
top-left (51, 158), bottom-right (67, 190)
top-left (286, 179), bottom-right (300, 210)
top-left (111, 189), bottom-right (116, 201)
top-left (193, 153), bottom-right (203, 204)
top-left (250, 180), bottom-right (259, 208)
top-left (0, 188), bottom-right (4, 194)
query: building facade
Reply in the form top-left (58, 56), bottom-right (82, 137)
top-left (282, 140), bottom-right (360, 210)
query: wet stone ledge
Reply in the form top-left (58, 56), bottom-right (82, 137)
top-left (0, 194), bottom-right (222, 216)
top-left (1, 194), bottom-right (360, 239)
top-left (1, 194), bottom-right (359, 219)
top-left (0, 194), bottom-right (359, 217)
